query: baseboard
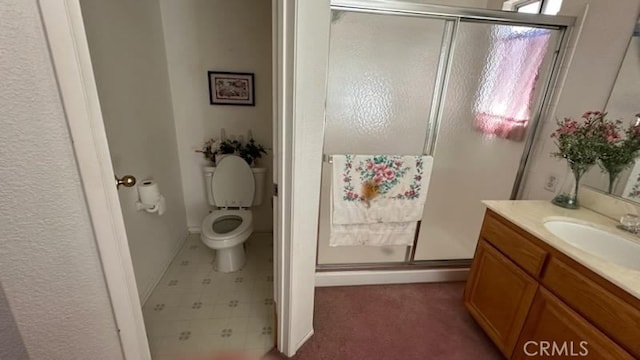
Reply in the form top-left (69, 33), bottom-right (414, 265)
top-left (314, 268), bottom-right (469, 287)
top-left (287, 329), bottom-right (314, 357)
top-left (140, 230), bottom-right (189, 305)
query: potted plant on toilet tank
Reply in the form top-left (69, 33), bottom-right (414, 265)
top-left (197, 136), bottom-right (267, 167)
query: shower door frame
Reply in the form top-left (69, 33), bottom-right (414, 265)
top-left (316, 0), bottom-right (575, 272)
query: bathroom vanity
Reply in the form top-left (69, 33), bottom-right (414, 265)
top-left (464, 201), bottom-right (640, 359)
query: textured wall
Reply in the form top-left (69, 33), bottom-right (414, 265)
top-left (79, 0), bottom-right (189, 302)
top-left (159, 0), bottom-right (273, 232)
top-left (0, 282), bottom-right (28, 360)
top-left (0, 0), bottom-right (123, 359)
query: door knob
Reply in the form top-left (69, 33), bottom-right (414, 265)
top-left (115, 174), bottom-right (136, 189)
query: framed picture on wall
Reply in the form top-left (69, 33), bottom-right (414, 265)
top-left (208, 71), bottom-right (255, 106)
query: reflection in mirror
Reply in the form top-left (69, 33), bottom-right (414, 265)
top-left (583, 19), bottom-right (640, 202)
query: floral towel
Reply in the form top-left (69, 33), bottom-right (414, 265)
top-left (329, 221), bottom-right (418, 247)
top-left (332, 155), bottom-right (433, 225)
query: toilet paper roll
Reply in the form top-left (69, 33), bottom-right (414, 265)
top-left (138, 179), bottom-right (161, 204)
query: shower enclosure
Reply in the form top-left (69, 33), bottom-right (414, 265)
top-left (317, 1), bottom-right (574, 269)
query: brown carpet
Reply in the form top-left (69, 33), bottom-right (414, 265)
top-left (268, 282), bottom-right (502, 360)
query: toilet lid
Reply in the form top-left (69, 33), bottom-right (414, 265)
top-left (211, 155), bottom-right (255, 207)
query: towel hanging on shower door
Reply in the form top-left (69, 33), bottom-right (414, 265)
top-left (329, 154), bottom-right (433, 246)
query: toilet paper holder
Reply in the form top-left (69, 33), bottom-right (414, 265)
top-left (135, 199), bottom-right (165, 214)
top-left (135, 179), bottom-right (166, 216)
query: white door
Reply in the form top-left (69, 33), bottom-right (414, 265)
top-left (38, 1), bottom-right (152, 359)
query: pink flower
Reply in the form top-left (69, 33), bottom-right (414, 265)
top-left (373, 175), bottom-right (383, 184)
top-left (374, 164), bottom-right (387, 172)
top-left (343, 177), bottom-right (350, 182)
top-left (366, 161), bottom-right (374, 170)
top-left (383, 169), bottom-right (395, 180)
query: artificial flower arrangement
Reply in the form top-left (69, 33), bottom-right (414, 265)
top-left (196, 137), bottom-right (267, 166)
top-left (593, 115), bottom-right (640, 193)
top-left (550, 110), bottom-right (640, 208)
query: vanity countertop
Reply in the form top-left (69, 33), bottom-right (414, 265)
top-left (483, 200), bottom-right (640, 300)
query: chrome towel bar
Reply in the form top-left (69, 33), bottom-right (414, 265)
top-left (322, 154), bottom-right (428, 164)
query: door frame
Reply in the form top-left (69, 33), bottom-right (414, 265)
top-left (38, 0), bottom-right (326, 358)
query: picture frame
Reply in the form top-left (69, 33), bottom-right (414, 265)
top-left (208, 71), bottom-right (255, 106)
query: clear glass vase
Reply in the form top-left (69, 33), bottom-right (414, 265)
top-left (606, 168), bottom-right (622, 195)
top-left (552, 160), bottom-right (593, 209)
top-left (601, 160), bottom-right (634, 194)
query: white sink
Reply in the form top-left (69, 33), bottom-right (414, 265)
top-left (544, 220), bottom-right (640, 271)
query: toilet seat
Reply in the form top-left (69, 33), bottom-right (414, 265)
top-left (201, 209), bottom-right (253, 249)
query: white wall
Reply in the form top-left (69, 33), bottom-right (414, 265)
top-left (159, 0), bottom-right (273, 233)
top-left (0, 283), bottom-right (28, 359)
top-left (521, 0), bottom-right (640, 200)
top-left (80, 0), bottom-right (188, 301)
top-left (0, 0), bottom-right (123, 358)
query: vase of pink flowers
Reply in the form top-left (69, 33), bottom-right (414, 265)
top-left (593, 114), bottom-right (640, 194)
top-left (550, 111), bottom-right (608, 209)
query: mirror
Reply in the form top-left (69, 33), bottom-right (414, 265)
top-left (583, 19), bottom-right (640, 201)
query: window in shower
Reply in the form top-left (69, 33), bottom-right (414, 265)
top-left (473, 26), bottom-right (552, 141)
top-left (504, 0), bottom-right (563, 15)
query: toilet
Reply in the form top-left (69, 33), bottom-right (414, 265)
top-left (201, 155), bottom-right (266, 272)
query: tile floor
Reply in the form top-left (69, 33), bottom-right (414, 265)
top-left (142, 232), bottom-right (275, 360)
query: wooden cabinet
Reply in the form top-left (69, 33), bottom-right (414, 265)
top-left (512, 288), bottom-right (633, 360)
top-left (542, 257), bottom-right (640, 357)
top-left (464, 240), bottom-right (538, 358)
top-left (466, 210), bottom-right (640, 360)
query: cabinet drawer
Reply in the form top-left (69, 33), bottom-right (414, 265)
top-left (512, 288), bottom-right (634, 360)
top-left (542, 257), bottom-right (640, 358)
top-left (481, 212), bottom-right (547, 277)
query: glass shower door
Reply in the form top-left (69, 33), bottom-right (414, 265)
top-left (317, 10), bottom-right (451, 264)
top-left (413, 22), bottom-right (562, 260)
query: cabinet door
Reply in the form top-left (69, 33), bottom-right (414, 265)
top-left (512, 288), bottom-right (634, 360)
top-left (464, 240), bottom-right (538, 358)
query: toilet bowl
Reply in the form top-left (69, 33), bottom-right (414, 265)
top-left (200, 155), bottom-right (265, 273)
top-left (201, 209), bottom-right (253, 272)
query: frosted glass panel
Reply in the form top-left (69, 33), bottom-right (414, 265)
top-left (323, 11), bottom-right (447, 154)
top-left (318, 11), bottom-right (447, 265)
top-left (414, 22), bottom-right (561, 260)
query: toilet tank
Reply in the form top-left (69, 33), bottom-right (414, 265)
top-left (204, 166), bottom-right (267, 207)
